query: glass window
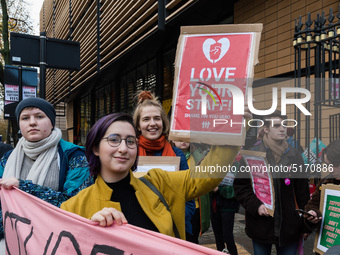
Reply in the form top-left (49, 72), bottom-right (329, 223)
top-left (146, 59), bottom-right (157, 93)
top-left (127, 70), bottom-right (136, 113)
top-left (120, 75), bottom-right (126, 111)
top-left (163, 49), bottom-right (175, 100)
top-left (79, 94), bottom-right (91, 146)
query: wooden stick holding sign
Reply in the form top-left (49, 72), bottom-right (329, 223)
top-left (240, 150), bottom-right (275, 217)
top-left (169, 24), bottom-right (262, 145)
top-left (133, 156), bottom-right (181, 178)
top-left (314, 184), bottom-right (340, 254)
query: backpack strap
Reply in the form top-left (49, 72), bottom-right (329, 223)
top-left (139, 177), bottom-right (180, 239)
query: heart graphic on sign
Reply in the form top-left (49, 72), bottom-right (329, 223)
top-left (202, 38), bottom-right (230, 63)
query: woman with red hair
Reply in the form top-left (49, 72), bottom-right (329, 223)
top-left (133, 91), bottom-right (195, 240)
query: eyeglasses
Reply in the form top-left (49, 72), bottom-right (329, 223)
top-left (102, 134), bottom-right (138, 149)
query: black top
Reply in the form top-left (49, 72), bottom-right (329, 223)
top-left (106, 174), bottom-right (158, 232)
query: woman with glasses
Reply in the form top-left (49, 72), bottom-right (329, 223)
top-left (61, 112), bottom-right (241, 239)
top-left (304, 139), bottom-right (340, 226)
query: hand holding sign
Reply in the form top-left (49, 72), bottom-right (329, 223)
top-left (240, 150), bottom-right (275, 216)
top-left (0, 177), bottom-right (19, 189)
top-left (1, 188), bottom-right (223, 255)
top-left (258, 204), bottom-right (270, 217)
top-left (91, 207), bottom-right (128, 227)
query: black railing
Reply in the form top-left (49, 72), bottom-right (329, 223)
top-left (294, 5), bottom-right (340, 160)
top-left (330, 113), bottom-right (340, 142)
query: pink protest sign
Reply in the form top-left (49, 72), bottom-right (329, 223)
top-left (240, 150), bottom-right (275, 216)
top-left (169, 24), bottom-right (262, 145)
top-left (1, 188), bottom-right (224, 255)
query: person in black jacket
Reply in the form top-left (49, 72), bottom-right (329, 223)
top-left (304, 140), bottom-right (340, 231)
top-left (211, 169), bottom-right (239, 255)
top-left (234, 110), bottom-right (310, 255)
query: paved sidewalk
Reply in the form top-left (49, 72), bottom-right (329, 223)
top-left (199, 213), bottom-right (251, 254)
top-left (200, 211), bottom-right (316, 255)
top-left (202, 243), bottom-right (250, 255)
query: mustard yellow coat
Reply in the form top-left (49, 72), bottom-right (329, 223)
top-left (60, 146), bottom-right (239, 239)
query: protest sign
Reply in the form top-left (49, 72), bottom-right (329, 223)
top-left (169, 24), bottom-right (262, 145)
top-left (134, 156), bottom-right (180, 178)
top-left (314, 184), bottom-right (340, 254)
top-left (4, 84), bottom-right (19, 102)
top-left (302, 137), bottom-right (327, 165)
top-left (0, 188), bottom-right (223, 255)
top-left (240, 150), bottom-right (275, 216)
top-left (22, 86), bottom-right (37, 99)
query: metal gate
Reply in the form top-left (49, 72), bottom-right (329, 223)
top-left (294, 7), bottom-right (340, 161)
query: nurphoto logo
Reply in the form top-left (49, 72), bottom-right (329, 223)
top-left (192, 81), bottom-right (312, 128)
top-left (185, 37), bottom-right (312, 128)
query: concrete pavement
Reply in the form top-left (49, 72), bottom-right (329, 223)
top-left (200, 213), bottom-right (251, 254)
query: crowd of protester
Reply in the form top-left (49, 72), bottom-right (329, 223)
top-left (0, 94), bottom-right (339, 255)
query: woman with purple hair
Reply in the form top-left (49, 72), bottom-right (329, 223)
top-left (61, 112), bottom-right (241, 239)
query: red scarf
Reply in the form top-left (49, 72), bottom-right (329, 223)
top-left (138, 135), bottom-right (176, 156)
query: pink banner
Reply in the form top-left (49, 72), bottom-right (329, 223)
top-left (1, 188), bottom-right (222, 255)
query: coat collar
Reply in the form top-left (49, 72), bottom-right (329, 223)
top-left (93, 174), bottom-right (113, 201)
top-left (94, 170), bottom-right (142, 201)
top-left (257, 140), bottom-right (296, 156)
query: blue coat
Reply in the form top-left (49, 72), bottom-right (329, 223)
top-left (0, 139), bottom-right (93, 239)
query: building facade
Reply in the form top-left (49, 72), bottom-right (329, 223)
top-left (234, 0), bottom-right (340, 147)
top-left (40, 0), bottom-right (339, 147)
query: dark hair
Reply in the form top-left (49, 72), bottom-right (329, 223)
top-left (263, 110), bottom-right (288, 128)
top-left (322, 140), bottom-right (340, 167)
top-left (85, 113), bottom-right (139, 176)
top-left (286, 127), bottom-right (295, 137)
top-left (258, 128), bottom-right (265, 140)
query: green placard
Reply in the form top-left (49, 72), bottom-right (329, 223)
top-left (319, 194), bottom-right (340, 248)
top-left (315, 185), bottom-right (340, 254)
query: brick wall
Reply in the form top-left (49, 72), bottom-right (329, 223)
top-left (235, 0), bottom-right (339, 78)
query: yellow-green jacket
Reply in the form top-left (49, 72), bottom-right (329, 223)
top-left (60, 145), bottom-right (239, 239)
